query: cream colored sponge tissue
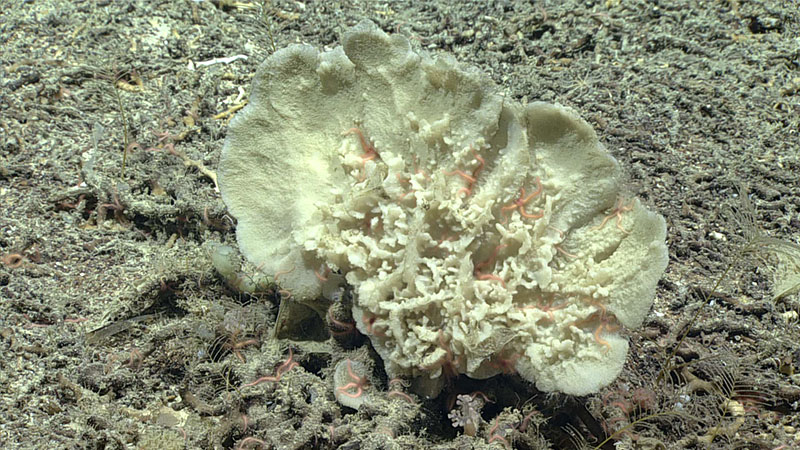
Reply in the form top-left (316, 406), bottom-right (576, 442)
top-left (219, 21), bottom-right (668, 396)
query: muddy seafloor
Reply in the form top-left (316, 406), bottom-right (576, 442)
top-left (1, 0), bottom-right (799, 449)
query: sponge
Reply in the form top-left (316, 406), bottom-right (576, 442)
top-left (219, 21), bottom-right (668, 396)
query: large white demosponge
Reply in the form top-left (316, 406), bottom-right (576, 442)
top-left (219, 21), bottom-right (668, 396)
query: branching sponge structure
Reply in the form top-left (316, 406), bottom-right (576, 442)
top-left (219, 21), bottom-right (668, 396)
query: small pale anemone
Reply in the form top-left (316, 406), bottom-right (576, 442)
top-left (447, 394), bottom-right (484, 437)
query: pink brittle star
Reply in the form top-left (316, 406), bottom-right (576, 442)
top-left (501, 177), bottom-right (543, 224)
top-left (473, 244), bottom-right (508, 287)
top-left (488, 417), bottom-right (511, 448)
top-left (396, 154), bottom-right (431, 202)
top-left (488, 350), bottom-right (521, 375)
top-left (443, 147), bottom-right (485, 197)
top-left (327, 306), bottom-right (356, 337)
top-left (242, 348), bottom-right (299, 387)
top-left (592, 197), bottom-right (635, 233)
top-left (518, 292), bottom-right (569, 323)
top-left (361, 313), bottom-right (386, 337)
top-left (420, 330), bottom-right (462, 380)
top-left (336, 359), bottom-right (369, 398)
top-left (387, 378), bottom-right (416, 404)
top-left (571, 300), bottom-right (621, 354)
top-left (343, 127), bottom-right (379, 181)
